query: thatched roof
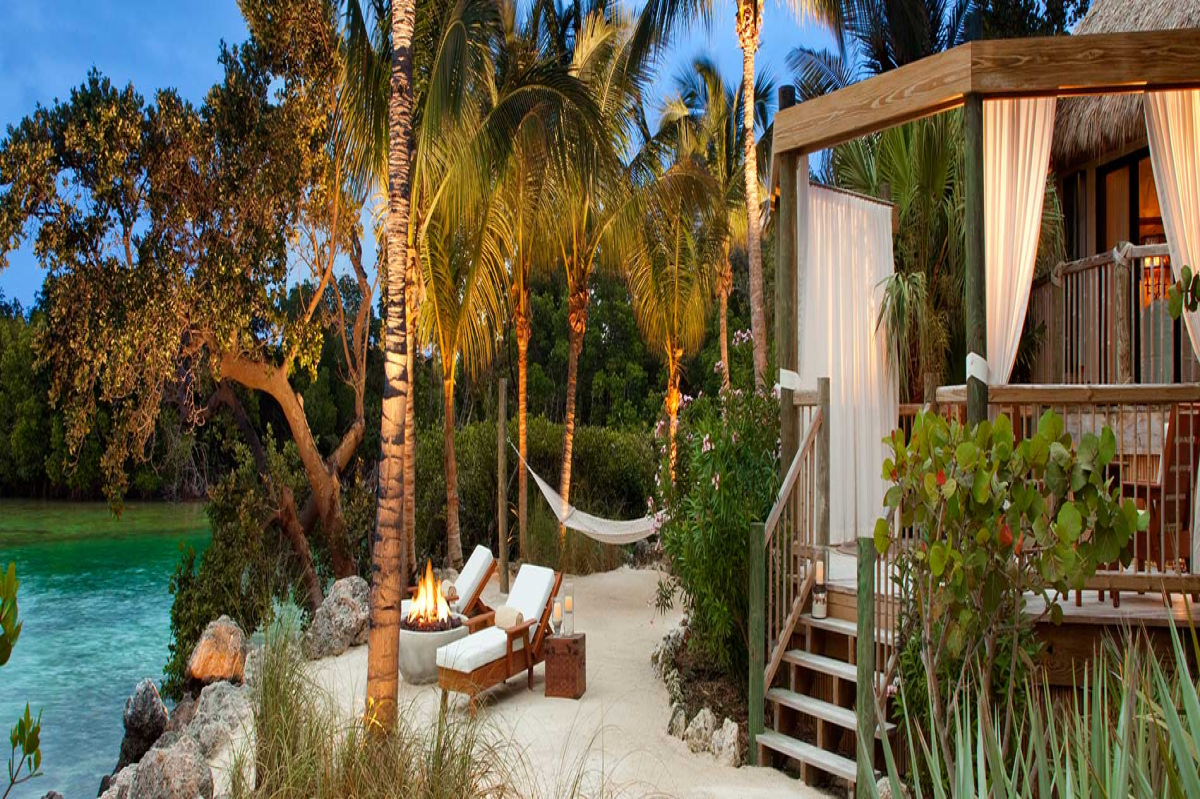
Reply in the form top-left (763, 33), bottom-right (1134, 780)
top-left (1052, 0), bottom-right (1200, 169)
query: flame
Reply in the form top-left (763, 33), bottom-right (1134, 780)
top-left (406, 560), bottom-right (451, 628)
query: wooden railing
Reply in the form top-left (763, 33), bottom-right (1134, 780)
top-left (934, 383), bottom-right (1200, 596)
top-left (1026, 243), bottom-right (1200, 385)
top-left (749, 378), bottom-right (828, 765)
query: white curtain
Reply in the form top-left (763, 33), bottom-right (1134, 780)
top-left (984, 97), bottom-right (1056, 383)
top-left (1145, 90), bottom-right (1200, 358)
top-left (797, 184), bottom-right (898, 545)
top-left (1144, 89), bottom-right (1200, 567)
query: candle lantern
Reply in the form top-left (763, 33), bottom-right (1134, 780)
top-left (812, 546), bottom-right (829, 620)
top-left (563, 583), bottom-right (575, 635)
top-left (552, 598), bottom-right (564, 636)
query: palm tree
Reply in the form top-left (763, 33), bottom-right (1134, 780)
top-left (365, 0), bottom-right (414, 732)
top-left (417, 197), bottom-right (509, 568)
top-left (627, 161), bottom-right (718, 472)
top-left (543, 8), bottom-right (655, 544)
top-left (670, 57), bottom-right (773, 392)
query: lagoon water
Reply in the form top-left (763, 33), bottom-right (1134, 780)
top-left (0, 501), bottom-right (210, 799)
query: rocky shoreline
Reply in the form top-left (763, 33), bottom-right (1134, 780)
top-left (54, 576), bottom-right (373, 799)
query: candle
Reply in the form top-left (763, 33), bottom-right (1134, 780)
top-left (564, 596), bottom-right (574, 613)
top-left (815, 559), bottom-right (825, 587)
top-left (553, 601), bottom-right (563, 622)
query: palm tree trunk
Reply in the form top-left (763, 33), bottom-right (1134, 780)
top-left (738, 8), bottom-right (768, 390)
top-left (666, 364), bottom-right (681, 478)
top-left (367, 0), bottom-right (414, 734)
top-left (558, 290), bottom-right (587, 546)
top-left (516, 314), bottom-right (531, 560)
top-left (403, 291), bottom-right (418, 579)
top-left (719, 253), bottom-right (733, 393)
top-left (442, 375), bottom-right (464, 568)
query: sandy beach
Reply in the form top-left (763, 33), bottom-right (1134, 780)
top-left (286, 566), bottom-right (823, 798)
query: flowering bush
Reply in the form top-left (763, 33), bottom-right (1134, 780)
top-left (654, 387), bottom-right (780, 679)
top-left (876, 409), bottom-right (1141, 766)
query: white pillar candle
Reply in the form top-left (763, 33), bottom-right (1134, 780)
top-left (815, 559), bottom-right (825, 586)
top-left (553, 601), bottom-right (563, 622)
top-left (564, 595), bottom-right (574, 613)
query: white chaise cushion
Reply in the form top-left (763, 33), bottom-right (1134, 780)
top-left (453, 545), bottom-right (494, 612)
top-left (504, 564), bottom-right (555, 623)
top-left (436, 627), bottom-right (522, 673)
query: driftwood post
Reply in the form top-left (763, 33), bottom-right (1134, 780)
top-left (748, 521), bottom-right (765, 767)
top-left (964, 93), bottom-right (988, 426)
top-left (497, 378), bottom-right (509, 593)
top-left (776, 86), bottom-right (800, 472)
top-left (1114, 245), bottom-right (1133, 384)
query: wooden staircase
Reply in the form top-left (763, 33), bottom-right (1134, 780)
top-left (756, 596), bottom-right (895, 794)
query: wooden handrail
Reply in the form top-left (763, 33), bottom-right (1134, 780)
top-left (793, 388), bottom-right (821, 406)
top-left (937, 383), bottom-right (1200, 405)
top-left (764, 407), bottom-right (822, 539)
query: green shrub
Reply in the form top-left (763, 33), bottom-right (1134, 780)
top-left (876, 409), bottom-right (1141, 768)
top-left (163, 440), bottom-right (310, 699)
top-left (412, 416), bottom-right (655, 568)
top-left (2, 562), bottom-right (43, 797)
top-left (655, 388), bottom-right (780, 680)
top-left (525, 502), bottom-right (627, 576)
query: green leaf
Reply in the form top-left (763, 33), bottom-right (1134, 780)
top-left (1037, 410), bottom-right (1064, 443)
top-left (874, 517), bottom-right (891, 555)
top-left (1056, 502), bottom-right (1082, 543)
top-left (955, 441), bottom-right (978, 471)
top-left (1098, 426), bottom-right (1117, 465)
top-left (930, 543), bottom-right (948, 577)
top-left (972, 467), bottom-right (991, 505)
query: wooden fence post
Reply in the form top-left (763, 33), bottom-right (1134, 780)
top-left (749, 521), bottom-right (766, 767)
top-left (817, 378), bottom-right (830, 552)
top-left (856, 535), bottom-right (877, 788)
top-left (777, 86), bottom-right (800, 473)
top-left (497, 378), bottom-right (509, 593)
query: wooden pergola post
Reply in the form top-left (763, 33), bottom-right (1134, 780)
top-left (964, 93), bottom-right (988, 426)
top-left (748, 521), bottom-right (766, 767)
top-left (776, 86), bottom-right (800, 472)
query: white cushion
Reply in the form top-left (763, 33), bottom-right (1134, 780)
top-left (504, 564), bottom-right (555, 623)
top-left (401, 599), bottom-right (411, 617)
top-left (453, 545), bottom-right (494, 612)
top-left (436, 627), bottom-right (524, 673)
top-left (493, 605), bottom-right (524, 630)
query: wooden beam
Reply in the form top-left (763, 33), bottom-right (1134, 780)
top-left (772, 30), bottom-right (1200, 158)
top-left (964, 93), bottom-right (988, 426)
top-left (777, 87), bottom-right (800, 473)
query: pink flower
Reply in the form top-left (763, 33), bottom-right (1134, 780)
top-left (711, 472), bottom-right (721, 491)
top-left (701, 434), bottom-right (713, 453)
top-left (714, 360), bottom-right (724, 374)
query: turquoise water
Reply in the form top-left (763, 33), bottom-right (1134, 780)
top-left (0, 501), bottom-right (210, 799)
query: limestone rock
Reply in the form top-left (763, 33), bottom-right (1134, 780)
top-left (303, 576), bottom-right (370, 659)
top-left (98, 765), bottom-right (136, 799)
top-left (876, 777), bottom-right (911, 799)
top-left (187, 617), bottom-right (246, 685)
top-left (116, 679), bottom-right (168, 771)
top-left (710, 717), bottom-right (741, 767)
top-left (684, 708), bottom-right (716, 754)
top-left (188, 681), bottom-right (252, 758)
top-left (667, 704), bottom-right (688, 738)
top-left (41, 792), bottom-right (64, 799)
top-left (130, 735), bottom-right (213, 799)
top-left (167, 694), bottom-right (197, 734)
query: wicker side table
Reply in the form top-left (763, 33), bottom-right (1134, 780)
top-left (545, 633), bottom-right (586, 699)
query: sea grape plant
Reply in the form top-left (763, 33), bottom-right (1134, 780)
top-left (1168, 264), bottom-right (1200, 318)
top-left (874, 410), bottom-right (1142, 771)
top-left (2, 563), bottom-right (41, 798)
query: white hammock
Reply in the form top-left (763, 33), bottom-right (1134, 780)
top-left (512, 445), bottom-right (657, 545)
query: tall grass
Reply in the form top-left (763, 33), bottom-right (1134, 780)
top-left (868, 618), bottom-right (1200, 798)
top-left (526, 502), bottom-right (627, 576)
top-left (229, 614), bottom-right (630, 798)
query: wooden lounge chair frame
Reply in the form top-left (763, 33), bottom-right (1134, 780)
top-left (438, 571), bottom-right (563, 714)
top-left (407, 558), bottom-right (497, 619)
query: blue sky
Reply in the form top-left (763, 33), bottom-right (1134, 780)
top-left (0, 1), bottom-right (833, 308)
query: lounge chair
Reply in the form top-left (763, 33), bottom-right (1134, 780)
top-left (436, 563), bottom-right (562, 713)
top-left (402, 544), bottom-right (496, 619)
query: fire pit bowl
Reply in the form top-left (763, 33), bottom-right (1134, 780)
top-left (398, 616), bottom-right (468, 684)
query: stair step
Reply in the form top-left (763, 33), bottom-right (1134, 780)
top-left (799, 614), bottom-right (895, 646)
top-left (767, 688), bottom-right (896, 737)
top-left (782, 650), bottom-right (857, 682)
top-left (757, 730), bottom-right (858, 783)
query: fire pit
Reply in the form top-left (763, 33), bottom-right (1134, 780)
top-left (399, 561), bottom-right (468, 684)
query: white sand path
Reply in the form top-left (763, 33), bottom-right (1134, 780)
top-left (301, 566), bottom-right (825, 798)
